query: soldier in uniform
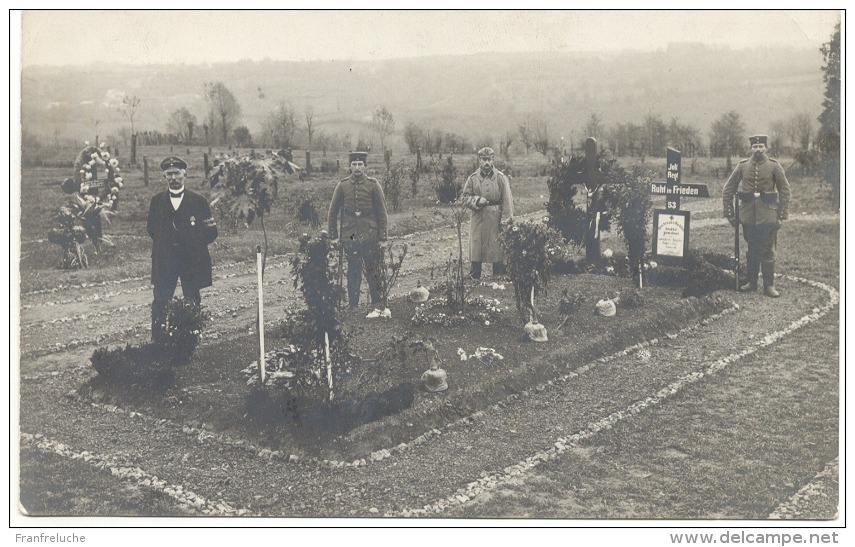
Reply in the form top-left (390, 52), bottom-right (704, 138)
top-left (722, 135), bottom-right (791, 297)
top-left (147, 157), bottom-right (218, 339)
top-left (327, 151), bottom-right (389, 308)
top-left (461, 147), bottom-right (514, 279)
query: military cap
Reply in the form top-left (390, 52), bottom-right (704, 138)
top-left (477, 147), bottom-right (495, 158)
top-left (160, 156), bottom-right (188, 171)
top-left (348, 151), bottom-right (368, 164)
top-left (748, 135), bottom-right (769, 146)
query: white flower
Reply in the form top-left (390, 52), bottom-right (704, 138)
top-left (109, 158), bottom-right (119, 167)
top-left (80, 184), bottom-right (89, 193)
top-left (84, 172), bottom-right (93, 180)
top-left (484, 320), bottom-right (490, 326)
top-left (606, 266), bottom-right (615, 274)
top-left (102, 152), bottom-right (110, 160)
top-left (649, 261), bottom-right (658, 269)
top-left (90, 153), bottom-right (99, 160)
top-left (603, 248), bottom-right (614, 258)
top-left (84, 141), bottom-right (90, 146)
top-left (115, 177), bottom-right (123, 183)
top-left (100, 142), bottom-right (106, 147)
top-left (117, 181), bottom-right (123, 188)
top-left (79, 169), bottom-right (85, 174)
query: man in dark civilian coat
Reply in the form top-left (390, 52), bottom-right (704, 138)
top-left (147, 157), bottom-right (218, 339)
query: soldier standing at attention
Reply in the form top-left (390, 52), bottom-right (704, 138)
top-left (328, 151), bottom-right (389, 308)
top-left (461, 147), bottom-right (514, 279)
top-left (722, 135), bottom-right (791, 297)
top-left (147, 157), bottom-right (218, 339)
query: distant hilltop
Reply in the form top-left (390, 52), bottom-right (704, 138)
top-left (21, 46), bottom-right (825, 148)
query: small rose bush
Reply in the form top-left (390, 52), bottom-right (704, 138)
top-left (498, 218), bottom-right (564, 323)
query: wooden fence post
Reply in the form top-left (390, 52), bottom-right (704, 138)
top-left (385, 148), bottom-right (391, 170)
top-left (143, 155), bottom-right (149, 186)
top-left (416, 147), bottom-right (422, 171)
top-left (131, 134), bottom-right (137, 166)
top-left (203, 153), bottom-right (209, 182)
top-left (305, 151), bottom-right (312, 173)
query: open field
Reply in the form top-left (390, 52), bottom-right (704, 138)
top-left (15, 146), bottom-right (840, 519)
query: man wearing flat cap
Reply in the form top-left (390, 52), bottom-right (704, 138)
top-left (328, 151), bottom-right (389, 308)
top-left (722, 135), bottom-right (791, 297)
top-left (147, 157), bottom-right (218, 339)
top-left (461, 147), bottom-right (514, 279)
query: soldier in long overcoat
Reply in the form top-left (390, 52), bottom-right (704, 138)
top-left (461, 147), bottom-right (514, 279)
top-left (147, 157), bottom-right (218, 338)
top-left (722, 135), bottom-right (791, 297)
top-left (328, 151), bottom-right (389, 308)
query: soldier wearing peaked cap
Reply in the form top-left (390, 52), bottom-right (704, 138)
top-left (147, 157), bottom-right (218, 340)
top-left (461, 147), bottom-right (514, 279)
top-left (722, 135), bottom-right (791, 297)
top-left (327, 151), bottom-right (389, 308)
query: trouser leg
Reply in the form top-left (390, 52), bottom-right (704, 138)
top-left (468, 261), bottom-right (482, 279)
top-left (345, 245), bottom-right (362, 307)
top-left (363, 242), bottom-right (382, 305)
top-left (741, 225), bottom-right (761, 290)
top-left (152, 274), bottom-right (179, 341)
top-left (760, 226), bottom-right (779, 295)
top-left (492, 261), bottom-right (507, 276)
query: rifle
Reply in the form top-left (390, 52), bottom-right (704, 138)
top-left (337, 208), bottom-right (344, 307)
top-left (734, 194), bottom-right (740, 291)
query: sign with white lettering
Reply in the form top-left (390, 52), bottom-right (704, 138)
top-left (652, 209), bottom-right (690, 264)
top-left (649, 183), bottom-right (711, 197)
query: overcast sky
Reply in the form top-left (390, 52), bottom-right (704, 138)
top-left (20, 10), bottom-right (840, 67)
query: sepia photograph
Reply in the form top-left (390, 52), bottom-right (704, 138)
top-left (12, 8), bottom-right (843, 532)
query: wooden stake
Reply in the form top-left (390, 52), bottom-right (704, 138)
top-left (325, 331), bottom-right (334, 402)
top-left (257, 245), bottom-right (266, 385)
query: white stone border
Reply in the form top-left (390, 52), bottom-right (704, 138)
top-left (20, 432), bottom-right (249, 516)
top-left (396, 275), bottom-right (839, 516)
top-left (769, 457), bottom-right (839, 519)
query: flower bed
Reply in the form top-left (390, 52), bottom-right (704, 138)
top-left (76, 273), bottom-right (732, 461)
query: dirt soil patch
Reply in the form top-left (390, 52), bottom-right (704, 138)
top-left (74, 273), bottom-right (729, 461)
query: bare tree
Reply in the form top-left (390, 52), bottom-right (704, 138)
top-left (709, 111), bottom-right (745, 157)
top-left (584, 113), bottom-right (605, 141)
top-left (263, 101), bottom-right (297, 149)
top-left (166, 107), bottom-right (198, 144)
top-left (518, 117), bottom-right (533, 155)
top-left (769, 120), bottom-right (788, 156)
top-left (304, 106), bottom-right (315, 148)
top-left (788, 111), bottom-right (814, 151)
top-left (371, 106), bottom-right (395, 150)
top-left (533, 121), bottom-right (550, 155)
top-left (403, 121), bottom-right (425, 154)
top-left (204, 82), bottom-right (242, 145)
top-left (118, 95), bottom-right (141, 141)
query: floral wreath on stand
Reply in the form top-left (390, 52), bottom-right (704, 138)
top-left (49, 143), bottom-right (124, 268)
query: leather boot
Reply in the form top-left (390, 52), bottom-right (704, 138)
top-left (762, 261), bottom-right (780, 298)
top-left (467, 261), bottom-right (482, 280)
top-left (740, 256), bottom-right (760, 292)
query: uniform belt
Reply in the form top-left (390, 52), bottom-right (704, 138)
top-left (738, 191), bottom-right (778, 203)
top-left (344, 207), bottom-right (373, 217)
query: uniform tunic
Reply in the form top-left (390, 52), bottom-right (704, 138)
top-left (722, 155), bottom-right (791, 225)
top-left (327, 175), bottom-right (389, 306)
top-left (722, 154), bottom-right (791, 266)
top-left (461, 168), bottom-right (514, 263)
